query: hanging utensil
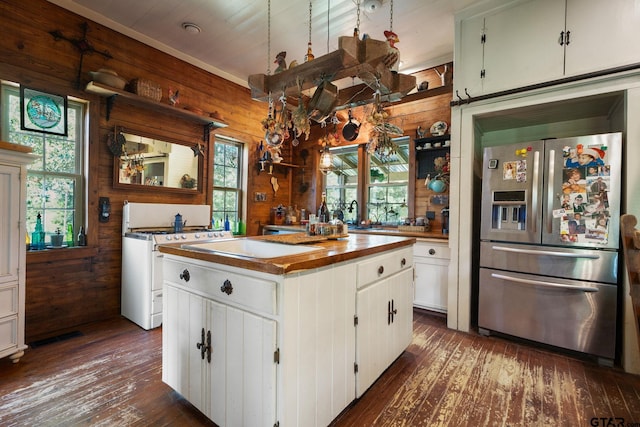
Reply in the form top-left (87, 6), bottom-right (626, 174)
top-left (342, 109), bottom-right (361, 141)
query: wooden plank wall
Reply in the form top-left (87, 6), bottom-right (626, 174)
top-left (0, 0), bottom-right (452, 342)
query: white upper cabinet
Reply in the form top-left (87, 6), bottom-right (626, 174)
top-left (564, 0), bottom-right (640, 76)
top-left (455, 0), bottom-right (640, 98)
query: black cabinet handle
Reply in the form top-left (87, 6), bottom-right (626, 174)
top-left (220, 279), bottom-right (233, 295)
top-left (565, 30), bottom-right (571, 45)
top-left (401, 258), bottom-right (406, 267)
top-left (180, 269), bottom-right (190, 282)
top-left (428, 248), bottom-right (436, 255)
top-left (388, 300), bottom-right (392, 325)
top-left (558, 30), bottom-right (565, 46)
top-left (378, 266), bottom-right (384, 275)
top-left (196, 328), bottom-right (212, 363)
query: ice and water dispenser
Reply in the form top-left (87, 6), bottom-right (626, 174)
top-left (489, 190), bottom-right (527, 231)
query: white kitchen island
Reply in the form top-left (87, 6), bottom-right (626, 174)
top-left (159, 233), bottom-right (415, 427)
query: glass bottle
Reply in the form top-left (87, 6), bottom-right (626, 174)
top-left (224, 215), bottom-right (230, 231)
top-left (77, 226), bottom-right (87, 246)
top-left (318, 193), bottom-right (329, 223)
top-left (65, 223), bottom-right (74, 247)
top-left (31, 213), bottom-right (44, 250)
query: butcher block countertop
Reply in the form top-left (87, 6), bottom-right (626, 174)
top-left (158, 233), bottom-right (416, 275)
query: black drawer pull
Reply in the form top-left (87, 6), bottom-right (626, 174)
top-left (221, 279), bottom-right (233, 295)
top-left (401, 258), bottom-right (406, 267)
top-left (378, 266), bottom-right (384, 275)
top-left (179, 269), bottom-right (190, 282)
top-left (428, 248), bottom-right (436, 255)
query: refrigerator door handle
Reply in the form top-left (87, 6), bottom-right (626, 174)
top-left (546, 149), bottom-right (555, 233)
top-left (491, 273), bottom-right (599, 292)
top-left (531, 150), bottom-right (540, 233)
top-left (491, 245), bottom-right (600, 259)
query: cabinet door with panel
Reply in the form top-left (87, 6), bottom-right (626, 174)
top-left (163, 259), bottom-right (277, 426)
top-left (456, 0), bottom-right (640, 98)
top-left (456, 0), bottom-right (564, 97)
top-left (565, 0), bottom-right (640, 76)
top-left (413, 240), bottom-right (450, 313)
top-left (355, 249), bottom-right (414, 397)
top-left (0, 150), bottom-right (33, 363)
top-left (481, 0), bottom-right (564, 94)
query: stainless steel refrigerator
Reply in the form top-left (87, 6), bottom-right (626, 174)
top-left (479, 132), bottom-right (622, 360)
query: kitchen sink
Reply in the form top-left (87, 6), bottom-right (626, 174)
top-left (181, 239), bottom-right (324, 259)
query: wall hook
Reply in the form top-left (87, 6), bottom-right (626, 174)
top-left (464, 88), bottom-right (472, 103)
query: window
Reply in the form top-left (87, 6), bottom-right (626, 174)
top-left (324, 137), bottom-right (409, 226)
top-left (325, 145), bottom-right (359, 224)
top-left (367, 137), bottom-right (409, 225)
top-left (1, 83), bottom-right (85, 243)
top-left (212, 136), bottom-right (243, 230)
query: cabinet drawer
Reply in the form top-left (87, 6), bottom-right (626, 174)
top-left (357, 247), bottom-right (413, 289)
top-left (164, 259), bottom-right (277, 316)
top-left (0, 285), bottom-right (17, 318)
top-left (413, 241), bottom-right (450, 260)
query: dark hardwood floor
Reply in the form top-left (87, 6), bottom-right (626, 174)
top-left (1, 310), bottom-right (640, 426)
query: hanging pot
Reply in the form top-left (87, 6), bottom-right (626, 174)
top-left (308, 80), bottom-right (338, 123)
top-left (428, 179), bottom-right (447, 193)
top-left (342, 109), bottom-right (361, 141)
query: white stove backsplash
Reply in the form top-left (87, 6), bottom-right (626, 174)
top-left (122, 202), bottom-right (211, 234)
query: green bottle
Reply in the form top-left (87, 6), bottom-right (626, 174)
top-left (65, 223), bottom-right (74, 247)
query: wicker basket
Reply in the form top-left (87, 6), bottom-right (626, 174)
top-left (128, 78), bottom-right (162, 102)
top-left (398, 225), bottom-right (427, 232)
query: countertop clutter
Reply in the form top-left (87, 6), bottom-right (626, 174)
top-left (158, 233), bottom-right (416, 275)
top-left (262, 224), bottom-right (449, 241)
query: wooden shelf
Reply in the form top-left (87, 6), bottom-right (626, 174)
top-left (85, 81), bottom-right (228, 132)
top-left (257, 161), bottom-right (300, 176)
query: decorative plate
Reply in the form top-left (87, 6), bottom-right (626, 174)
top-left (430, 121), bottom-right (448, 136)
top-left (27, 95), bottom-right (61, 129)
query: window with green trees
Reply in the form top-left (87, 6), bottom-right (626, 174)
top-left (1, 83), bottom-right (85, 244)
top-left (212, 136), bottom-right (243, 232)
top-left (324, 137), bottom-right (409, 225)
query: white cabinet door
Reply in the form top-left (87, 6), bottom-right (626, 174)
top-left (565, 0), bottom-right (640, 76)
top-left (163, 281), bottom-right (276, 427)
top-left (0, 164), bottom-right (20, 286)
top-left (355, 268), bottom-right (413, 397)
top-left (388, 269), bottom-right (414, 362)
top-left (481, 0), bottom-right (565, 95)
top-left (217, 304), bottom-right (276, 427)
top-left (413, 241), bottom-right (450, 313)
top-left (455, 14), bottom-right (488, 97)
top-left (355, 275), bottom-right (390, 396)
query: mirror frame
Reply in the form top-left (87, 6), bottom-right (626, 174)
top-left (112, 127), bottom-right (204, 194)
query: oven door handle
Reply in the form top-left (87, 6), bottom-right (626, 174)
top-left (491, 245), bottom-right (600, 259)
top-left (491, 273), bottom-right (598, 292)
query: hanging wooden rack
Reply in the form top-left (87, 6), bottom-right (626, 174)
top-left (248, 36), bottom-right (416, 111)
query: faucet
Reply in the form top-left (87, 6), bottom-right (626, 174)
top-left (347, 199), bottom-right (359, 224)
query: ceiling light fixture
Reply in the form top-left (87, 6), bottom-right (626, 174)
top-left (363, 0), bottom-right (382, 13)
top-left (181, 22), bottom-right (201, 34)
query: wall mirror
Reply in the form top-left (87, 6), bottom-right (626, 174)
top-left (112, 127), bottom-right (203, 193)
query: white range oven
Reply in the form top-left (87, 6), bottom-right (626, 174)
top-left (121, 202), bottom-right (233, 330)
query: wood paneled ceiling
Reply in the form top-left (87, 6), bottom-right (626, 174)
top-left (48, 0), bottom-right (483, 87)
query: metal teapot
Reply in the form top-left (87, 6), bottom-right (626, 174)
top-left (173, 213), bottom-right (186, 233)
